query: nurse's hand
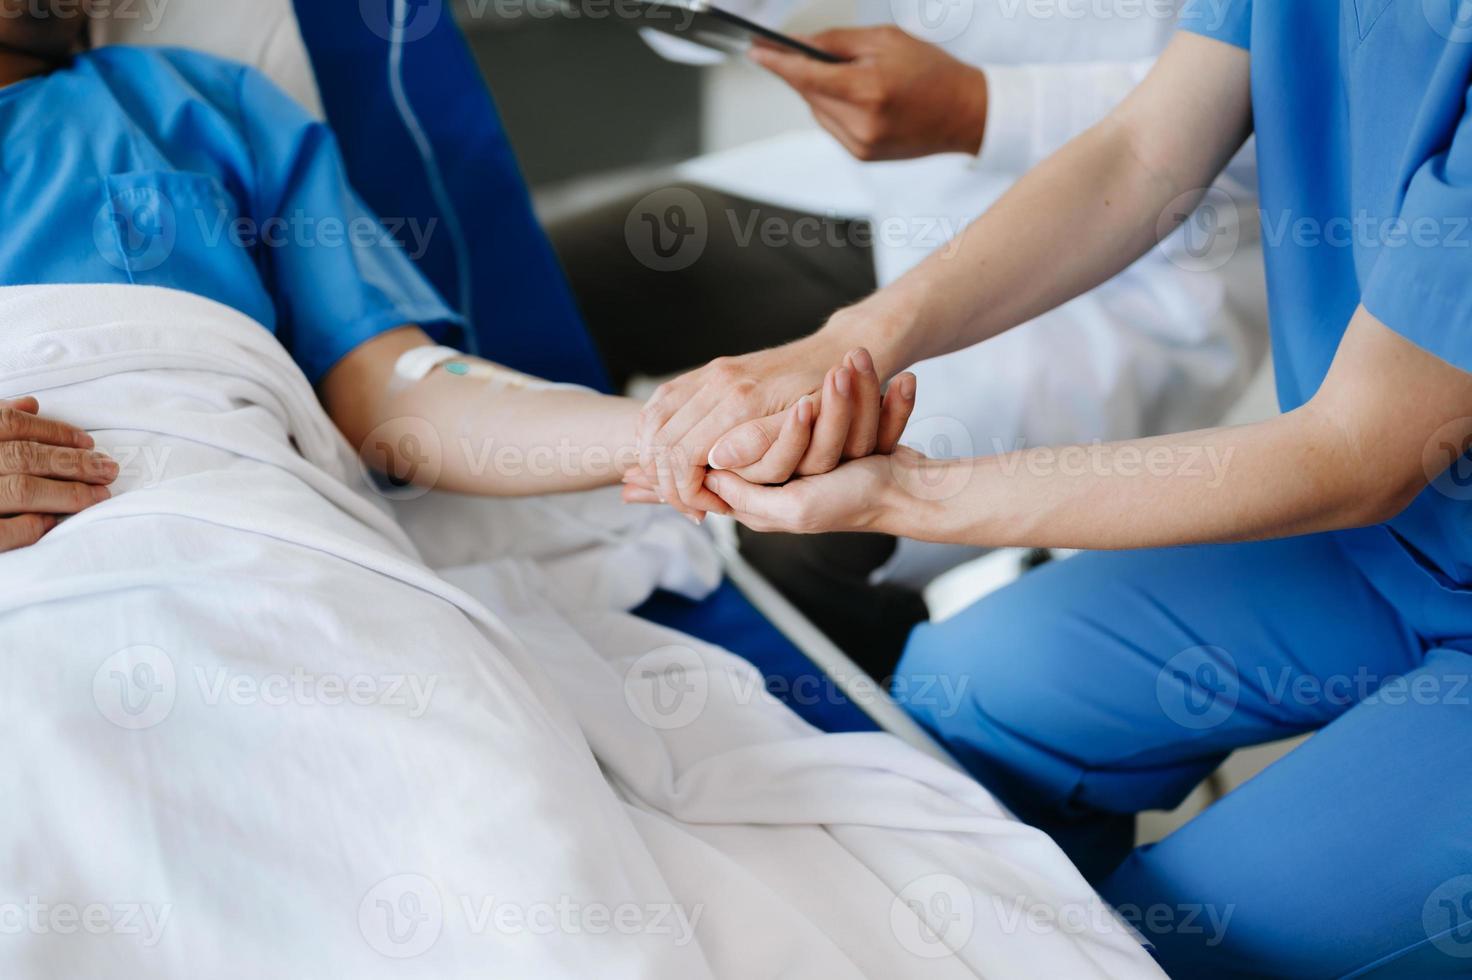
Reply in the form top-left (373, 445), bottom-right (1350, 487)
top-left (628, 358), bottom-right (916, 510)
top-left (636, 340), bottom-right (908, 516)
top-left (0, 397), bottom-right (116, 552)
top-left (748, 27), bottom-right (988, 162)
top-left (701, 446), bottom-right (931, 535)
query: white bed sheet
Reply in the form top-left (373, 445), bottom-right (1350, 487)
top-left (0, 285), bottom-right (1163, 978)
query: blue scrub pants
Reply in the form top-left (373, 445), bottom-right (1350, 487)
top-left (895, 533), bottom-right (1472, 977)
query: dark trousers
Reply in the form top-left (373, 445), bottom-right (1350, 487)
top-left (548, 182), bottom-right (928, 676)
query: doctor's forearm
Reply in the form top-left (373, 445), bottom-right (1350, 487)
top-left (973, 57), bottom-right (1156, 175)
top-left (831, 117), bottom-right (1177, 377)
top-left (821, 33), bottom-right (1253, 378)
top-left (878, 408), bottom-right (1400, 551)
top-left (881, 307), bottom-right (1472, 550)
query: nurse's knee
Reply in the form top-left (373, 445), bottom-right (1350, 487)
top-left (894, 585), bottom-right (1083, 746)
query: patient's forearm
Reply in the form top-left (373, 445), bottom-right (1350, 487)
top-left (379, 373), bottom-right (639, 496)
top-left (323, 329), bottom-right (640, 496)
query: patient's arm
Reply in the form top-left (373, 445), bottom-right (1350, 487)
top-left (320, 327), bottom-right (902, 504)
top-left (322, 327), bottom-right (643, 498)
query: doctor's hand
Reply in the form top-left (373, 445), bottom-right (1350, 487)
top-left (749, 27), bottom-right (988, 162)
top-left (0, 397), bottom-right (116, 552)
top-left (702, 445), bottom-right (932, 535)
top-left (630, 349), bottom-right (916, 515)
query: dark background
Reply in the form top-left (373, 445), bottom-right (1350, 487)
top-left (455, 0), bottom-right (704, 187)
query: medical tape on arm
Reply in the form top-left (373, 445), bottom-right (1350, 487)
top-left (389, 344), bottom-right (598, 452)
top-left (391, 346), bottom-right (589, 394)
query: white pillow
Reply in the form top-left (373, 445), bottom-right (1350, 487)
top-left (92, 0), bottom-right (324, 117)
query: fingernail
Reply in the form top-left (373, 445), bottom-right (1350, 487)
top-left (709, 442), bottom-right (739, 471)
top-left (92, 485), bottom-right (111, 502)
top-left (685, 513), bottom-right (705, 527)
top-left (835, 368), bottom-right (853, 397)
top-left (901, 373), bottom-right (917, 400)
top-left (77, 433), bottom-right (95, 449)
top-left (853, 348), bottom-right (873, 374)
top-left (796, 396), bottom-right (814, 425)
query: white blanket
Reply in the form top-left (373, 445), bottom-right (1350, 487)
top-left (0, 285), bottom-right (1163, 979)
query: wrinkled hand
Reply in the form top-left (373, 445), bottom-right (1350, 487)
top-left (0, 397), bottom-right (116, 552)
top-left (704, 445), bottom-right (932, 535)
top-left (749, 27), bottom-right (988, 162)
top-left (627, 352), bottom-right (916, 513)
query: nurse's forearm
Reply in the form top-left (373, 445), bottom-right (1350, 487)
top-left (881, 408), bottom-right (1386, 550)
top-left (831, 120), bottom-right (1170, 377)
top-left (880, 309), bottom-right (1472, 550)
top-left (822, 33), bottom-right (1253, 378)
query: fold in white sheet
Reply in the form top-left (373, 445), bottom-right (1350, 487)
top-left (0, 285), bottom-right (1163, 978)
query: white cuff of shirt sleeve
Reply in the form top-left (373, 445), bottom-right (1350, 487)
top-left (972, 63), bottom-right (1041, 174)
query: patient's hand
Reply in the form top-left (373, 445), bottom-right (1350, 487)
top-left (0, 397), bottom-right (116, 552)
top-left (623, 355), bottom-right (916, 508)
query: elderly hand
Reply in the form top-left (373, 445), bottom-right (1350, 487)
top-left (749, 27), bottom-right (988, 162)
top-left (627, 353), bottom-right (916, 513)
top-left (0, 397), bottom-right (116, 552)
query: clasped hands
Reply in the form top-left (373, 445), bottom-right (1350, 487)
top-left (621, 343), bottom-right (921, 535)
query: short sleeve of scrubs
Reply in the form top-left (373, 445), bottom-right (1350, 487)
top-left (233, 68), bottom-right (466, 384)
top-left (1361, 88), bottom-right (1472, 374)
top-left (1177, 0), bottom-right (1251, 49)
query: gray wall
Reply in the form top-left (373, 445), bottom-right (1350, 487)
top-left (456, 2), bottom-right (704, 187)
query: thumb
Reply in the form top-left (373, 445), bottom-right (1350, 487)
top-left (706, 464), bottom-right (788, 517)
top-left (748, 43), bottom-right (854, 98)
top-left (706, 470), bottom-right (806, 530)
top-left (805, 27), bottom-right (885, 58)
top-left (709, 412), bottom-right (786, 470)
top-left (703, 469), bottom-right (748, 508)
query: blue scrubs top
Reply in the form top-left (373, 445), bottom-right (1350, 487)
top-left (1182, 1), bottom-right (1472, 590)
top-left (0, 46), bottom-right (464, 384)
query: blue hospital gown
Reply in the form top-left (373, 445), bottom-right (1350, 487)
top-left (0, 46), bottom-right (464, 383)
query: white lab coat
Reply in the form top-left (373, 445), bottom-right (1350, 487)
top-left (649, 1), bottom-right (1266, 588)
